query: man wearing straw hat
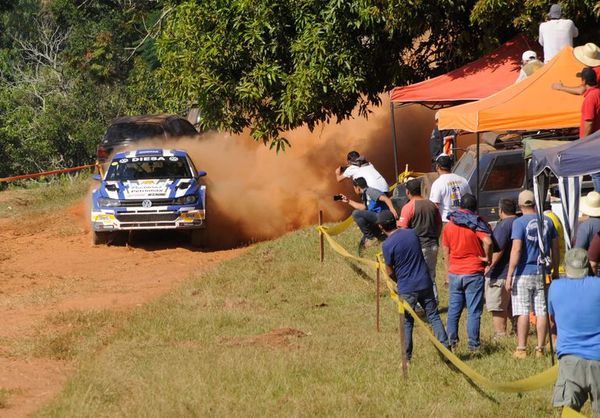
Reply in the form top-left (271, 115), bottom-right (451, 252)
top-left (552, 43), bottom-right (600, 95)
top-left (575, 191), bottom-right (600, 250)
top-left (549, 248), bottom-right (600, 415)
top-left (539, 4), bottom-right (578, 63)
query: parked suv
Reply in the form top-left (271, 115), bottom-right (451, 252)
top-left (96, 115), bottom-right (199, 162)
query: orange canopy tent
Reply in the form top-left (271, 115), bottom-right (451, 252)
top-left (390, 36), bottom-right (534, 106)
top-left (436, 47), bottom-right (584, 132)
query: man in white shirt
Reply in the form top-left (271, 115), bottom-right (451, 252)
top-left (335, 150), bottom-right (389, 192)
top-left (539, 4), bottom-right (578, 63)
top-left (515, 50), bottom-right (543, 83)
top-left (429, 155), bottom-right (471, 222)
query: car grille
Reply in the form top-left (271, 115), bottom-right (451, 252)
top-left (118, 198), bottom-right (177, 207)
top-left (115, 213), bottom-right (180, 222)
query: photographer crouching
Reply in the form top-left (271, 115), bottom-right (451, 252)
top-left (335, 177), bottom-right (399, 253)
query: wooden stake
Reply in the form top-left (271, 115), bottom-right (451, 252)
top-left (398, 313), bottom-right (408, 379)
top-left (376, 265), bottom-right (381, 332)
top-left (319, 210), bottom-right (324, 263)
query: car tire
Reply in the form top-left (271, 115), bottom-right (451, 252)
top-left (189, 229), bottom-right (207, 248)
top-left (92, 230), bottom-right (112, 245)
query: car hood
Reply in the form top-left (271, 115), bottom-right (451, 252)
top-left (100, 178), bottom-right (198, 200)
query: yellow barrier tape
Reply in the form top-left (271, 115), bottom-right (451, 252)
top-left (562, 407), bottom-right (588, 417)
top-left (317, 219), bottom-right (559, 393)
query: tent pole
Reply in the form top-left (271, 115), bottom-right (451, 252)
top-left (476, 132), bottom-right (480, 211)
top-left (390, 101), bottom-right (399, 182)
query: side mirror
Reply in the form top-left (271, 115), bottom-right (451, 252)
top-left (197, 171), bottom-right (207, 178)
top-left (92, 174), bottom-right (102, 181)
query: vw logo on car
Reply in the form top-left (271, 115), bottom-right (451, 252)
top-left (142, 199), bottom-right (152, 208)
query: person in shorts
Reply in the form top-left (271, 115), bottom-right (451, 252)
top-left (549, 248), bottom-right (600, 415)
top-left (506, 190), bottom-right (559, 359)
top-left (485, 198), bottom-right (517, 338)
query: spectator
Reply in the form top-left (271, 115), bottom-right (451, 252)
top-left (506, 190), bottom-right (559, 359)
top-left (429, 155), bottom-right (471, 222)
top-left (515, 50), bottom-right (544, 83)
top-left (539, 3), bottom-right (578, 63)
top-left (336, 177), bottom-right (398, 252)
top-left (379, 211), bottom-right (450, 362)
top-left (575, 191), bottom-right (600, 250)
top-left (442, 194), bottom-right (492, 351)
top-left (552, 43), bottom-right (600, 94)
top-left (399, 178), bottom-right (442, 300)
top-left (335, 151), bottom-right (389, 193)
top-left (485, 198), bottom-right (517, 339)
top-left (588, 232), bottom-right (600, 275)
top-left (549, 248), bottom-right (600, 416)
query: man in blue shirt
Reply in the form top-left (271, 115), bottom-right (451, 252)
top-left (380, 211), bottom-right (449, 362)
top-left (549, 248), bottom-right (600, 415)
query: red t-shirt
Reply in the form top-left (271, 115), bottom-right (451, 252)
top-left (580, 86), bottom-right (600, 139)
top-left (594, 66), bottom-right (600, 81)
top-left (442, 221), bottom-right (489, 275)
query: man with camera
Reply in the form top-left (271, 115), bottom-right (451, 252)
top-left (335, 177), bottom-right (398, 251)
top-left (335, 150), bottom-right (389, 193)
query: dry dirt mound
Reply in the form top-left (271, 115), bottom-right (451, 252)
top-left (0, 200), bottom-right (246, 417)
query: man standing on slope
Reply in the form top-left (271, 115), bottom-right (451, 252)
top-left (549, 248), bottom-right (600, 415)
top-left (539, 3), bottom-right (578, 63)
top-left (380, 211), bottom-right (449, 362)
top-left (506, 190), bottom-right (558, 359)
top-left (429, 155), bottom-right (471, 222)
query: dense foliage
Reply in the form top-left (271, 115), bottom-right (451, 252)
top-left (0, 0), bottom-right (598, 178)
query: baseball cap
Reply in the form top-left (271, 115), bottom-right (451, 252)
top-left (435, 154), bottom-right (453, 170)
top-left (376, 210), bottom-right (396, 229)
top-left (522, 50), bottom-right (537, 62)
top-left (518, 190), bottom-right (535, 207)
top-left (548, 3), bottom-right (562, 19)
top-left (564, 248), bottom-right (589, 279)
top-left (576, 67), bottom-right (598, 86)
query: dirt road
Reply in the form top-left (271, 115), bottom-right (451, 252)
top-left (0, 199), bottom-right (246, 417)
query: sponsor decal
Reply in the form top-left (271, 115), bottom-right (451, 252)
top-left (169, 156), bottom-right (179, 161)
top-left (119, 158), bottom-right (128, 163)
top-left (116, 156), bottom-right (166, 163)
top-left (111, 162), bottom-right (118, 166)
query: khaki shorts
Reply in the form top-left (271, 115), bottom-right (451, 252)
top-left (484, 277), bottom-right (510, 312)
top-left (553, 355), bottom-right (600, 415)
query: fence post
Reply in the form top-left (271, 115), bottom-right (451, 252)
top-left (398, 312), bottom-right (408, 379)
top-left (376, 265), bottom-right (381, 332)
top-left (319, 210), bottom-right (324, 263)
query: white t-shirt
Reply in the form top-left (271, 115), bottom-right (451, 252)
top-left (539, 19), bottom-right (578, 63)
top-left (343, 163), bottom-right (389, 192)
top-left (429, 173), bottom-right (471, 221)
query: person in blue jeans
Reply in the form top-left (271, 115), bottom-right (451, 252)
top-left (379, 211), bottom-right (449, 361)
top-left (441, 194), bottom-right (493, 351)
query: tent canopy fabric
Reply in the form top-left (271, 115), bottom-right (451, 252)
top-left (531, 130), bottom-right (600, 177)
top-left (437, 47), bottom-right (584, 132)
top-left (389, 36), bottom-right (535, 105)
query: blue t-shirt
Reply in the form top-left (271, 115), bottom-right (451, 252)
top-left (488, 217), bottom-right (515, 280)
top-left (575, 218), bottom-right (600, 250)
top-left (382, 229), bottom-right (432, 295)
top-left (511, 214), bottom-right (557, 275)
top-left (549, 277), bottom-right (600, 361)
top-left (362, 187), bottom-right (387, 213)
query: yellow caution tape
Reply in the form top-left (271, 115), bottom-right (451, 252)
top-left (562, 407), bottom-right (588, 417)
top-left (317, 218), bottom-right (559, 393)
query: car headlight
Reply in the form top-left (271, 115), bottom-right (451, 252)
top-left (174, 195), bottom-right (197, 205)
top-left (97, 197), bottom-right (120, 207)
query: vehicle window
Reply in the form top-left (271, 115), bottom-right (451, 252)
top-left (481, 155), bottom-right (525, 191)
top-left (453, 152), bottom-right (475, 180)
top-left (104, 123), bottom-right (165, 143)
top-left (105, 157), bottom-right (193, 180)
top-left (166, 118), bottom-right (198, 136)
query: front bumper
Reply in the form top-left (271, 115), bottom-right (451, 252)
top-left (91, 208), bottom-right (205, 231)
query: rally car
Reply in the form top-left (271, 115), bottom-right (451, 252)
top-left (91, 148), bottom-right (207, 245)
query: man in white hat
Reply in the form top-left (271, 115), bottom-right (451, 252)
top-left (539, 3), bottom-right (578, 63)
top-left (575, 191), bottom-right (600, 250)
top-left (549, 248), bottom-right (600, 415)
top-left (552, 43), bottom-right (600, 95)
top-left (515, 50), bottom-right (544, 83)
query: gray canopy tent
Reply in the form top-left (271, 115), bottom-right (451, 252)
top-left (530, 129), bottom-right (600, 253)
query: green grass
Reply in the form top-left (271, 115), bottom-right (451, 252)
top-left (32, 225), bottom-right (582, 418)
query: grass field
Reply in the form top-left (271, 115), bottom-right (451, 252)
top-left (1, 179), bottom-right (589, 417)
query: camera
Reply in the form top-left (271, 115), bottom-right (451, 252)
top-left (333, 194), bottom-right (344, 201)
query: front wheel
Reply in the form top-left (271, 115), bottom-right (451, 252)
top-left (92, 230), bottom-right (112, 245)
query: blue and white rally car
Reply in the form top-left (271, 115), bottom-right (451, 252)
top-left (91, 148), bottom-right (207, 245)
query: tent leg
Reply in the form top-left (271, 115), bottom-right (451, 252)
top-left (476, 132), bottom-right (480, 211)
top-left (390, 101), bottom-right (399, 182)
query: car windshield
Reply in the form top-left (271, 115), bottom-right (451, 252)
top-left (104, 123), bottom-right (165, 143)
top-left (105, 157), bottom-right (193, 180)
top-left (453, 152), bottom-right (475, 180)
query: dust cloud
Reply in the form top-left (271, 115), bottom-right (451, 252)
top-left (128, 96), bottom-right (435, 249)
